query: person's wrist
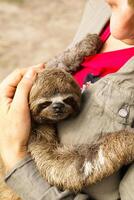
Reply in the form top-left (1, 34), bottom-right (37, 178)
top-left (1, 148), bottom-right (29, 172)
top-left (5, 152), bottom-right (29, 172)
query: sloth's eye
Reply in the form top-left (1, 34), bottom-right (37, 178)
top-left (63, 97), bottom-right (75, 106)
top-left (40, 101), bottom-right (52, 109)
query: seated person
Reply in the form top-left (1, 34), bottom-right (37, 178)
top-left (0, 0), bottom-right (134, 199)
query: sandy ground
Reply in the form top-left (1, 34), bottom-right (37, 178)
top-left (0, 0), bottom-right (85, 80)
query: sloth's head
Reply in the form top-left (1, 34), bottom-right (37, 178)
top-left (29, 68), bottom-right (81, 123)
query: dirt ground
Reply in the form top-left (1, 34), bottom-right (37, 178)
top-left (0, 0), bottom-right (85, 80)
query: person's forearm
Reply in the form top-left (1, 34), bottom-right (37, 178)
top-left (4, 155), bottom-right (89, 200)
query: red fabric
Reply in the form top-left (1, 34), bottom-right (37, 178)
top-left (73, 23), bottom-right (134, 87)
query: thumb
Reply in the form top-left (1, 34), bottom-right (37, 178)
top-left (11, 69), bottom-right (37, 110)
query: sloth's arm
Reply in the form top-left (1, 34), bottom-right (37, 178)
top-left (29, 126), bottom-right (134, 191)
top-left (4, 155), bottom-right (89, 200)
top-left (46, 34), bottom-right (102, 73)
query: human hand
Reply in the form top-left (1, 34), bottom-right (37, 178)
top-left (0, 64), bottom-right (44, 172)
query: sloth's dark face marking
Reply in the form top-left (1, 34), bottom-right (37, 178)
top-left (29, 68), bottom-right (81, 124)
top-left (31, 94), bottom-right (80, 123)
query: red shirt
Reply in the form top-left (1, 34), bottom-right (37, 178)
top-left (73, 23), bottom-right (134, 87)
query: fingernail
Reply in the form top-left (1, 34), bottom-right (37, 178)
top-left (34, 63), bottom-right (45, 69)
top-left (24, 69), bottom-right (36, 80)
top-left (41, 63), bottom-right (45, 68)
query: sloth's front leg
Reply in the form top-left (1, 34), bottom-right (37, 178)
top-left (82, 130), bottom-right (134, 186)
top-left (46, 34), bottom-right (103, 73)
top-left (29, 127), bottom-right (134, 191)
top-left (28, 124), bottom-right (87, 191)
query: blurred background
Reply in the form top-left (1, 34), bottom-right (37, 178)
top-left (0, 0), bottom-right (85, 80)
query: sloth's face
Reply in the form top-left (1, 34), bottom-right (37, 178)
top-left (29, 69), bottom-right (81, 124)
top-left (31, 93), bottom-right (80, 123)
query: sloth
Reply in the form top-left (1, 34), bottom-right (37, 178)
top-left (28, 68), bottom-right (134, 192)
top-left (0, 33), bottom-right (134, 200)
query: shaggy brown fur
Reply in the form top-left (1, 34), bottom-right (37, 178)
top-left (45, 33), bottom-right (102, 72)
top-left (29, 129), bottom-right (134, 190)
top-left (128, 0), bottom-right (134, 7)
top-left (0, 34), bottom-right (134, 200)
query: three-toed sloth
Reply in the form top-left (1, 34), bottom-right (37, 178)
top-left (29, 68), bottom-right (134, 191)
top-left (0, 34), bottom-right (134, 200)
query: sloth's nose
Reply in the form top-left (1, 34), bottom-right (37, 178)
top-left (52, 102), bottom-right (65, 112)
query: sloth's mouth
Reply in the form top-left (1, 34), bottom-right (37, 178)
top-left (54, 113), bottom-right (64, 117)
top-left (55, 111), bottom-right (64, 115)
top-left (52, 112), bottom-right (69, 120)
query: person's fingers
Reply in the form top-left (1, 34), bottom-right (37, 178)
top-left (0, 63), bottom-right (45, 99)
top-left (1, 68), bottom-right (27, 91)
top-left (11, 68), bottom-right (37, 112)
top-left (0, 96), bottom-right (11, 114)
top-left (31, 63), bottom-right (45, 71)
top-left (1, 63), bottom-right (44, 89)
